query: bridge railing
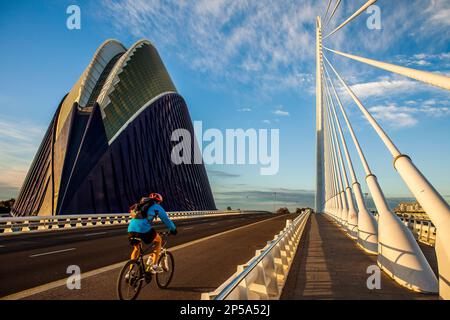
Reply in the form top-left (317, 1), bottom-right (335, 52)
top-left (372, 212), bottom-right (435, 246)
top-left (0, 210), bottom-right (244, 236)
top-left (201, 210), bottom-right (311, 300)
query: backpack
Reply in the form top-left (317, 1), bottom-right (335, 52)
top-left (129, 198), bottom-right (153, 219)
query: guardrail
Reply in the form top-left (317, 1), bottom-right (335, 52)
top-left (201, 209), bottom-right (311, 300)
top-left (399, 216), bottom-right (436, 246)
top-left (0, 210), bottom-right (245, 236)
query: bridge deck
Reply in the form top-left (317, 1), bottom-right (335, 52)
top-left (6, 213), bottom-right (297, 300)
top-left (281, 214), bottom-right (438, 300)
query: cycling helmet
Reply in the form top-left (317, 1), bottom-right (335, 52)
top-left (149, 192), bottom-right (163, 203)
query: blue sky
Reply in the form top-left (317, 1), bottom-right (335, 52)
top-left (0, 0), bottom-right (449, 211)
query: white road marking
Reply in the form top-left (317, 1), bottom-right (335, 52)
top-left (209, 222), bottom-right (218, 226)
top-left (29, 248), bottom-right (76, 258)
top-left (0, 245), bottom-right (5, 248)
top-left (84, 232), bottom-right (107, 237)
top-left (2, 214), bottom-right (281, 300)
top-left (183, 227), bottom-right (194, 230)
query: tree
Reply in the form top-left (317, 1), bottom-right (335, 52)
top-left (276, 207), bottom-right (290, 215)
top-left (226, 206), bottom-right (232, 211)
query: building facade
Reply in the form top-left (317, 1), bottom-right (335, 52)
top-left (12, 39), bottom-right (216, 216)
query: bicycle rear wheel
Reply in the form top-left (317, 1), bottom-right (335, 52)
top-left (117, 260), bottom-right (143, 300)
top-left (156, 251), bottom-right (174, 289)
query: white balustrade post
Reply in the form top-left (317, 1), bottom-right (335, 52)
top-left (324, 56), bottom-right (438, 294)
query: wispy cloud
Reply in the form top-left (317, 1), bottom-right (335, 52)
top-left (207, 169), bottom-right (241, 179)
top-left (237, 107), bottom-right (252, 112)
top-left (273, 110), bottom-right (289, 116)
top-left (99, 0), bottom-right (450, 99)
top-left (213, 187), bottom-right (315, 210)
top-left (368, 102), bottom-right (450, 128)
top-left (395, 52), bottom-right (450, 69)
top-left (272, 105), bottom-right (290, 117)
top-left (349, 78), bottom-right (419, 99)
top-left (369, 105), bottom-right (418, 128)
top-left (0, 119), bottom-right (44, 142)
top-left (424, 1), bottom-right (450, 27)
top-left (99, 0), bottom-right (317, 92)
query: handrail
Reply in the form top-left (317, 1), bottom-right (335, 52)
top-left (0, 210), bottom-right (247, 236)
top-left (0, 211), bottom-right (230, 223)
top-left (398, 216), bottom-right (436, 246)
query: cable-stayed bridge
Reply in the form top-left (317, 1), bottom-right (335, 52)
top-left (314, 0), bottom-right (450, 300)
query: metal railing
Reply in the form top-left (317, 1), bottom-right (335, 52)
top-left (201, 209), bottom-right (311, 300)
top-left (0, 210), bottom-right (244, 236)
top-left (374, 212), bottom-right (436, 246)
top-left (317, 0), bottom-right (450, 298)
top-left (399, 216), bottom-right (436, 246)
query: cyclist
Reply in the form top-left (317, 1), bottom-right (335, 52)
top-left (127, 193), bottom-right (177, 273)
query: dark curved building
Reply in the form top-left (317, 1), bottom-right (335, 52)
top-left (12, 39), bottom-right (216, 216)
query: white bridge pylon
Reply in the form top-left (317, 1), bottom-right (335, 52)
top-left (315, 3), bottom-right (450, 299)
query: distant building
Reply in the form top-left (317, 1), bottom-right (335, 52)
top-left (395, 201), bottom-right (425, 213)
top-left (12, 39), bottom-right (216, 216)
top-left (394, 201), bottom-right (429, 220)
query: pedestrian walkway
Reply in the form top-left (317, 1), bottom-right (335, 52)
top-left (281, 214), bottom-right (438, 300)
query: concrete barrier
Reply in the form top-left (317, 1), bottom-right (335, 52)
top-left (0, 210), bottom-right (246, 236)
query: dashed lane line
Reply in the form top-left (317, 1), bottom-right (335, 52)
top-left (2, 214), bottom-right (285, 300)
top-left (29, 248), bottom-right (76, 258)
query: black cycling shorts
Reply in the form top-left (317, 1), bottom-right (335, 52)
top-left (128, 228), bottom-right (157, 245)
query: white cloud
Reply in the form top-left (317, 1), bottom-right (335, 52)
top-left (426, 4), bottom-right (450, 27)
top-left (237, 108), bottom-right (252, 112)
top-left (420, 105), bottom-right (450, 117)
top-left (415, 60), bottom-right (432, 66)
top-left (413, 53), bottom-right (427, 60)
top-left (368, 102), bottom-right (450, 128)
top-left (349, 79), bottom-right (419, 99)
top-left (369, 105), bottom-right (418, 128)
top-left (98, 0), bottom-right (450, 98)
top-left (396, 51), bottom-right (450, 68)
top-left (262, 120), bottom-right (271, 124)
top-left (0, 118), bottom-right (45, 194)
top-left (0, 119), bottom-right (43, 142)
top-left (99, 0), bottom-right (317, 91)
top-left (272, 105), bottom-right (290, 117)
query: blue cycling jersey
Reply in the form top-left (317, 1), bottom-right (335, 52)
top-left (127, 203), bottom-right (176, 233)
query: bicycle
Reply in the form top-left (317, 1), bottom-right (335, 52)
top-left (117, 231), bottom-right (175, 300)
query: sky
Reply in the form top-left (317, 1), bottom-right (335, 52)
top-left (0, 0), bottom-right (449, 211)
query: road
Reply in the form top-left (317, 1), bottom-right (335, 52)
top-left (281, 214), bottom-right (438, 300)
top-left (0, 212), bottom-right (297, 299)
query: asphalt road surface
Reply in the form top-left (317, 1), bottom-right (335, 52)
top-left (0, 212), bottom-right (297, 299)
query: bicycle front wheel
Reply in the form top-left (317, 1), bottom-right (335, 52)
top-left (156, 251), bottom-right (174, 289)
top-left (117, 260), bottom-right (143, 300)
